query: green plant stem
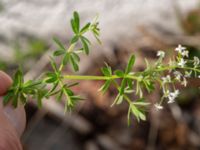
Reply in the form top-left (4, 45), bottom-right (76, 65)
top-left (155, 64), bottom-right (200, 73)
top-left (63, 75), bottom-right (139, 81)
top-left (59, 43), bottom-right (76, 71)
top-left (123, 94), bottom-right (132, 104)
top-left (182, 66), bottom-right (200, 73)
top-left (68, 43), bottom-right (76, 53)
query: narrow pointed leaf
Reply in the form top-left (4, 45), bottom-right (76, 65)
top-left (70, 35), bottom-right (79, 44)
top-left (81, 37), bottom-right (89, 55)
top-left (53, 50), bottom-right (65, 56)
top-left (80, 23), bottom-right (91, 33)
top-left (53, 37), bottom-right (65, 50)
top-left (125, 54), bottom-right (135, 74)
top-left (98, 80), bottom-right (111, 94)
top-left (73, 11), bottom-right (80, 32)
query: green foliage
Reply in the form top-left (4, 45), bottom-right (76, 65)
top-left (3, 11), bottom-right (200, 125)
top-left (3, 69), bottom-right (46, 107)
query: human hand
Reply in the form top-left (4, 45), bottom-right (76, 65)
top-left (0, 71), bottom-right (26, 150)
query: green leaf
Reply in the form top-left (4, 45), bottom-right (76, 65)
top-left (53, 37), bottom-right (65, 50)
top-left (37, 89), bottom-right (47, 108)
top-left (73, 11), bottom-right (80, 32)
top-left (63, 53), bottom-right (70, 65)
top-left (133, 102), bottom-right (150, 106)
top-left (71, 19), bottom-right (78, 34)
top-left (65, 88), bottom-right (74, 96)
top-left (143, 80), bottom-right (154, 93)
top-left (127, 79), bottom-right (133, 89)
top-left (80, 22), bottom-right (91, 33)
top-left (124, 88), bottom-right (134, 94)
top-left (70, 35), bottom-right (79, 44)
top-left (50, 57), bottom-right (58, 72)
top-left (67, 82), bottom-right (79, 88)
top-left (111, 93), bottom-right (123, 106)
top-left (13, 69), bottom-right (23, 87)
top-left (114, 70), bottom-right (124, 77)
top-left (71, 52), bottom-right (80, 62)
top-left (93, 32), bottom-right (101, 44)
top-left (101, 65), bottom-right (112, 76)
top-left (53, 50), bottom-right (65, 56)
top-left (48, 82), bottom-right (59, 94)
top-left (69, 55), bottom-right (79, 71)
top-left (3, 91), bottom-right (13, 105)
top-left (81, 36), bottom-right (91, 45)
top-left (130, 104), bottom-right (146, 122)
top-left (70, 95), bottom-right (84, 101)
top-left (45, 76), bottom-right (57, 83)
top-left (45, 73), bottom-right (58, 83)
top-left (130, 104), bottom-right (140, 122)
top-left (81, 37), bottom-right (89, 55)
top-left (46, 72), bottom-right (56, 77)
top-left (23, 80), bottom-right (42, 89)
top-left (116, 95), bottom-right (123, 105)
top-left (98, 80), bottom-right (112, 94)
top-left (125, 54), bottom-right (135, 74)
top-left (139, 111), bottom-right (146, 121)
top-left (120, 79), bottom-right (127, 95)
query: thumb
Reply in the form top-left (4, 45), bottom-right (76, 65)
top-left (0, 71), bottom-right (12, 96)
top-left (0, 71), bottom-right (26, 136)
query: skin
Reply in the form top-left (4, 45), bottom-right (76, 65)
top-left (0, 71), bottom-right (26, 150)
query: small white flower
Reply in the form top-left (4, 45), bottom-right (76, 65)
top-left (154, 103), bottom-right (163, 110)
top-left (181, 77), bottom-right (187, 87)
top-left (157, 51), bottom-right (165, 58)
top-left (178, 58), bottom-right (186, 68)
top-left (193, 56), bottom-right (200, 67)
top-left (184, 71), bottom-right (192, 78)
top-left (168, 97), bottom-right (175, 104)
top-left (162, 75), bottom-right (171, 83)
top-left (198, 75), bottom-right (200, 78)
top-left (175, 44), bottom-right (186, 53)
top-left (168, 90), bottom-right (179, 103)
top-left (181, 50), bottom-right (189, 57)
top-left (174, 71), bottom-right (182, 81)
top-left (174, 89), bottom-right (180, 97)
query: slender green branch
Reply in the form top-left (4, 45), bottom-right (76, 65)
top-left (64, 75), bottom-right (113, 80)
top-left (123, 94), bottom-right (132, 104)
top-left (63, 75), bottom-right (139, 81)
top-left (181, 66), bottom-right (200, 73)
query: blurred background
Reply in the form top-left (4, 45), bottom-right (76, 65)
top-left (0, 0), bottom-right (200, 149)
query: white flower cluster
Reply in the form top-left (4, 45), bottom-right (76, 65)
top-left (155, 44), bottom-right (200, 111)
top-left (175, 44), bottom-right (189, 57)
top-left (162, 75), bottom-right (171, 83)
top-left (173, 70), bottom-right (188, 86)
top-left (167, 90), bottom-right (179, 104)
top-left (155, 89), bottom-right (180, 110)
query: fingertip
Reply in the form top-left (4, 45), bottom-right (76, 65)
top-left (0, 71), bottom-right (12, 96)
